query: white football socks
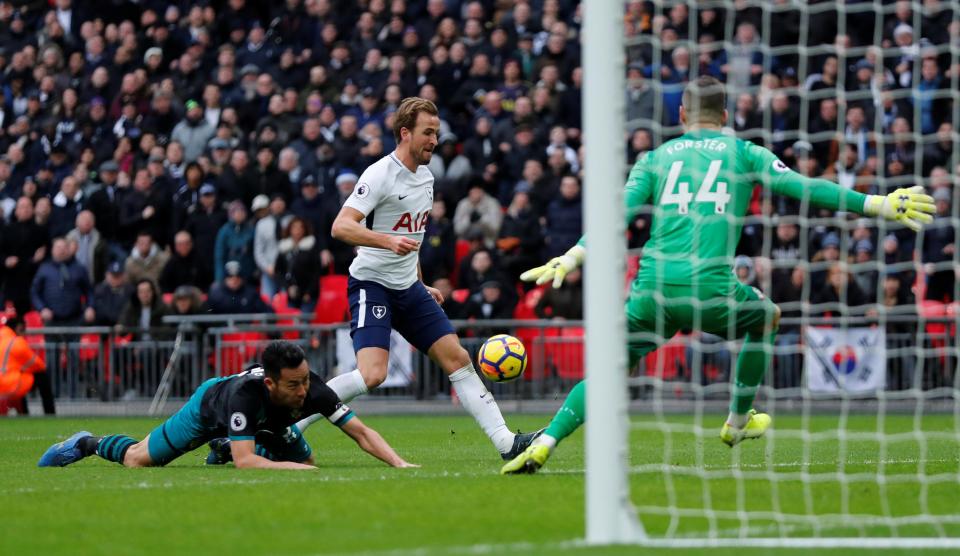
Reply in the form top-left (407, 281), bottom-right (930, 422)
top-left (295, 370), bottom-right (368, 433)
top-left (327, 369), bottom-right (369, 403)
top-left (449, 363), bottom-right (515, 454)
top-left (531, 434), bottom-right (557, 452)
top-left (726, 411), bottom-right (750, 428)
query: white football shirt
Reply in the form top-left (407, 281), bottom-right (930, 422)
top-left (343, 152), bottom-right (435, 289)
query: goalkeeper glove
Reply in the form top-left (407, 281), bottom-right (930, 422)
top-left (520, 245), bottom-right (585, 288)
top-left (863, 186), bottom-right (936, 232)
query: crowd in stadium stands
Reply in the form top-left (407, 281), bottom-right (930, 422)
top-left (0, 0), bottom-right (955, 336)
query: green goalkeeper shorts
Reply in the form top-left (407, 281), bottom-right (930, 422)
top-left (624, 280), bottom-right (778, 367)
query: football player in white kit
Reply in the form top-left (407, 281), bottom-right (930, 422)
top-left (294, 97), bottom-right (541, 460)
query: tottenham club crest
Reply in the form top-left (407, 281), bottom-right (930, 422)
top-left (372, 306), bottom-right (387, 319)
top-left (426, 186), bottom-right (434, 202)
top-left (355, 182), bottom-right (370, 199)
top-left (230, 412), bottom-right (247, 432)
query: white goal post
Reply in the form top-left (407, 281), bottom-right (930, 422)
top-left (582, 0), bottom-right (643, 545)
top-left (582, 0), bottom-right (960, 549)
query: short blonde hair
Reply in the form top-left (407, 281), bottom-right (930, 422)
top-left (393, 97), bottom-right (439, 142)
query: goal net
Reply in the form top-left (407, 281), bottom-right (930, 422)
top-left (584, 0), bottom-right (960, 548)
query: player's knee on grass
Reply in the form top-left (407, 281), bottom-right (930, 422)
top-left (122, 440), bottom-right (155, 468)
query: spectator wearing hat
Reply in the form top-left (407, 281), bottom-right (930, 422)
top-left (86, 160), bottom-right (123, 243)
top-left (124, 231), bottom-right (170, 287)
top-left (254, 196), bottom-right (293, 299)
top-left (214, 201), bottom-right (256, 283)
top-left (171, 99), bottom-right (216, 163)
top-left (347, 87), bottom-right (386, 130)
top-left (323, 172), bottom-right (361, 274)
top-left (207, 137), bottom-right (234, 171)
top-left (891, 23), bottom-right (918, 88)
top-left (810, 231), bottom-right (843, 291)
top-left (207, 260), bottom-right (273, 315)
top-left (171, 285), bottom-right (204, 317)
top-left (184, 184), bottom-right (227, 289)
top-left (851, 238), bottom-right (879, 301)
top-left (159, 230), bottom-right (209, 294)
top-left (172, 162), bottom-right (210, 233)
top-left (922, 188), bottom-right (956, 302)
top-left (1, 197), bottom-right (48, 315)
top-left (65, 210), bottom-right (107, 285)
top-left (292, 172), bottom-right (335, 248)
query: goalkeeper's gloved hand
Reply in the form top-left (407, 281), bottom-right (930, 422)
top-left (863, 186), bottom-right (936, 232)
top-left (519, 245), bottom-right (585, 288)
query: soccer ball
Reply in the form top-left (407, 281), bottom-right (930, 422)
top-left (477, 334), bottom-right (527, 383)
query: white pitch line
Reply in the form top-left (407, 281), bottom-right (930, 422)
top-left (323, 540), bottom-right (585, 556)
top-left (10, 457), bottom-right (956, 497)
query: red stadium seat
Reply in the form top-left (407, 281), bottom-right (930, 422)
top-left (272, 291), bottom-right (290, 311)
top-left (218, 332), bottom-right (266, 375)
top-left (313, 275), bottom-right (350, 324)
top-left (22, 311), bottom-right (45, 364)
top-left (643, 334), bottom-right (688, 380)
top-left (553, 327), bottom-right (585, 380)
top-left (78, 333), bottom-right (102, 362)
top-left (452, 288), bottom-right (469, 304)
top-left (452, 239), bottom-right (471, 287)
top-left (162, 293), bottom-right (174, 305)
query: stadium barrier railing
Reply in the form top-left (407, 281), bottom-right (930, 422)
top-left (15, 314), bottom-right (958, 410)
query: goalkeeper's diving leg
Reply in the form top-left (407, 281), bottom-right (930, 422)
top-left (501, 294), bottom-right (661, 475)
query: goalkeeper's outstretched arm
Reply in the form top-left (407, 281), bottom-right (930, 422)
top-left (747, 142), bottom-right (935, 231)
top-left (520, 153), bottom-right (656, 288)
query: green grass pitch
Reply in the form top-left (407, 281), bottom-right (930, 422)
top-left (3, 413), bottom-right (959, 555)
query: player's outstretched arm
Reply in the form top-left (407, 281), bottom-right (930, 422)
top-left (749, 143), bottom-right (935, 232)
top-left (340, 417), bottom-right (419, 468)
top-left (520, 244), bottom-right (585, 289)
top-left (331, 206), bottom-right (420, 255)
top-left (230, 439), bottom-right (316, 470)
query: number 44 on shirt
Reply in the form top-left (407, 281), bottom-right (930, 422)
top-left (660, 160), bottom-right (731, 214)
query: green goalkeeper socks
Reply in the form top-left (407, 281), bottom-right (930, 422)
top-left (730, 330), bottom-right (775, 414)
top-left (544, 380), bottom-right (586, 443)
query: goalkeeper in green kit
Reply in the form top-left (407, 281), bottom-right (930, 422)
top-left (501, 76), bottom-right (936, 475)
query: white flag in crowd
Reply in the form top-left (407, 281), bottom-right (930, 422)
top-left (804, 327), bottom-right (886, 393)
